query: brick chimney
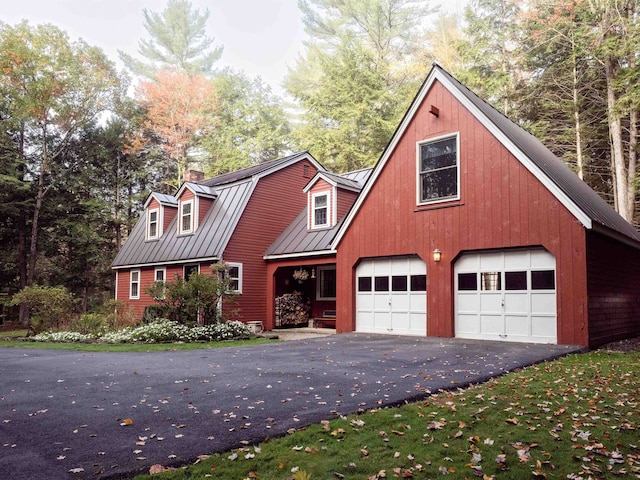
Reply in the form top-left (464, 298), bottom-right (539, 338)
top-left (184, 169), bottom-right (205, 182)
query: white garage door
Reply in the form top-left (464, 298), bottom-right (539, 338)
top-left (356, 256), bottom-right (427, 336)
top-left (455, 249), bottom-right (557, 343)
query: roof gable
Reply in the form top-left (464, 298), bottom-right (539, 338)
top-left (333, 64), bottom-right (640, 248)
top-left (143, 192), bottom-right (178, 209)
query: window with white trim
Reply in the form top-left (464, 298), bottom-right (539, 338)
top-left (179, 199), bottom-right (194, 234)
top-left (316, 266), bottom-right (336, 300)
top-left (418, 134), bottom-right (459, 204)
top-left (312, 193), bottom-right (329, 228)
top-left (153, 267), bottom-right (166, 300)
top-left (226, 263), bottom-right (243, 294)
top-left (147, 208), bottom-right (159, 240)
top-left (130, 270), bottom-right (140, 299)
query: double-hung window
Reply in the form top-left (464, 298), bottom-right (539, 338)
top-left (312, 193), bottom-right (329, 228)
top-left (418, 134), bottom-right (459, 204)
top-left (226, 263), bottom-right (243, 293)
top-left (179, 200), bottom-right (194, 234)
top-left (153, 267), bottom-right (166, 300)
top-left (316, 266), bottom-right (336, 300)
top-left (147, 208), bottom-right (159, 240)
top-left (130, 270), bottom-right (140, 299)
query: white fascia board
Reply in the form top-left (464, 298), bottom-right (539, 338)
top-left (332, 68), bottom-right (592, 251)
top-left (111, 256), bottom-right (220, 270)
top-left (263, 249), bottom-right (336, 261)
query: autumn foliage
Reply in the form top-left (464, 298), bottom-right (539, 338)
top-left (130, 69), bottom-right (216, 190)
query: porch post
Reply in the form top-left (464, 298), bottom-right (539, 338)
top-left (265, 263), bottom-right (277, 330)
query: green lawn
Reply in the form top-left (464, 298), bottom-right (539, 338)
top-left (134, 350), bottom-right (640, 480)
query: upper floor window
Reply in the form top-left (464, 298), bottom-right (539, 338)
top-left (130, 270), bottom-right (140, 299)
top-left (147, 208), bottom-right (159, 240)
top-left (312, 193), bottom-right (329, 228)
top-left (418, 134), bottom-right (459, 204)
top-left (179, 199), bottom-right (194, 234)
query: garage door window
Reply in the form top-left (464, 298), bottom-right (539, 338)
top-left (532, 270), bottom-right (555, 290)
top-left (358, 277), bottom-right (372, 292)
top-left (481, 272), bottom-right (501, 290)
top-left (375, 276), bottom-right (389, 291)
top-left (505, 271), bottom-right (527, 290)
top-left (392, 276), bottom-right (408, 291)
top-left (458, 273), bottom-right (477, 290)
top-left (410, 275), bottom-right (426, 291)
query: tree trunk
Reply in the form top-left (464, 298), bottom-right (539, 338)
top-left (571, 40), bottom-right (584, 180)
top-left (604, 56), bottom-right (633, 222)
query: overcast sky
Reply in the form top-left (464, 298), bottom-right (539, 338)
top-left (1, 0), bottom-right (467, 95)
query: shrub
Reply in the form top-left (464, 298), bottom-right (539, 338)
top-left (32, 331), bottom-right (92, 342)
top-left (11, 285), bottom-right (74, 334)
top-left (146, 262), bottom-right (238, 325)
top-left (70, 313), bottom-right (109, 337)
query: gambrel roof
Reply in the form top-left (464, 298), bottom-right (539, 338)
top-left (112, 152), bottom-right (324, 269)
top-left (333, 64), bottom-right (640, 248)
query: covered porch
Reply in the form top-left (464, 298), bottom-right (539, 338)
top-left (265, 256), bottom-right (337, 331)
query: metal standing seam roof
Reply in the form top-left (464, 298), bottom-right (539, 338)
top-left (264, 168), bottom-right (373, 258)
top-left (112, 152), bottom-right (324, 269)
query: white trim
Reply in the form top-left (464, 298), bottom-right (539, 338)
top-left (303, 171), bottom-right (362, 194)
top-left (114, 271), bottom-right (119, 300)
top-left (332, 67), bottom-right (592, 250)
top-left (129, 269), bottom-right (140, 300)
top-left (311, 191), bottom-right (330, 229)
top-left (316, 265), bottom-right (337, 301)
top-left (146, 207), bottom-right (161, 240)
top-left (178, 198), bottom-right (196, 235)
top-left (112, 256), bottom-right (220, 270)
top-left (263, 250), bottom-right (336, 261)
top-left (416, 133), bottom-right (460, 206)
top-left (226, 262), bottom-right (243, 294)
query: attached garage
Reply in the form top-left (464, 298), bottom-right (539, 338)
top-left (455, 248), bottom-right (557, 343)
top-left (356, 256), bottom-right (427, 335)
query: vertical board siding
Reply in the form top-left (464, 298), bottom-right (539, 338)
top-left (336, 79), bottom-right (589, 345)
top-left (224, 160), bottom-right (319, 323)
top-left (336, 189), bottom-right (358, 222)
top-left (587, 232), bottom-right (640, 346)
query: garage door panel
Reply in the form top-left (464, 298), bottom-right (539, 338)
top-left (532, 293), bottom-right (555, 314)
top-left (531, 316), bottom-right (556, 336)
top-left (480, 315), bottom-right (503, 335)
top-left (457, 294), bottom-right (478, 312)
top-left (505, 293), bottom-right (528, 314)
top-left (480, 294), bottom-right (502, 313)
top-left (456, 314), bottom-right (479, 334)
top-left (505, 315), bottom-right (530, 336)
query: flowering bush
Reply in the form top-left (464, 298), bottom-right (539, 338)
top-left (32, 331), bottom-right (93, 342)
top-left (31, 320), bottom-right (254, 344)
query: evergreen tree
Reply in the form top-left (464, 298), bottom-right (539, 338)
top-left (119, 0), bottom-right (223, 78)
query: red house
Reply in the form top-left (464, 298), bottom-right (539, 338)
top-left (111, 152), bottom-right (323, 321)
top-left (113, 65), bottom-right (640, 348)
top-left (327, 64), bottom-right (640, 347)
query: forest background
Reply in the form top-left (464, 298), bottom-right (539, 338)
top-left (1, 0), bottom-right (639, 322)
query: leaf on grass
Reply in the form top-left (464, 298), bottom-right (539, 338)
top-left (149, 464), bottom-right (167, 474)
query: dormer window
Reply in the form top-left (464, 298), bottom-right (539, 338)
top-left (147, 208), bottom-right (160, 240)
top-left (312, 193), bottom-right (329, 228)
top-left (179, 199), bottom-right (194, 235)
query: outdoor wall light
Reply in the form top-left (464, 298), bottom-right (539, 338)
top-left (311, 267), bottom-right (316, 279)
top-left (433, 249), bottom-right (442, 262)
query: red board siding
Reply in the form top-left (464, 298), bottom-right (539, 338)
top-left (223, 160), bottom-right (320, 323)
top-left (336, 189), bottom-right (358, 222)
top-left (336, 79), bottom-right (589, 345)
top-left (586, 232), bottom-right (640, 347)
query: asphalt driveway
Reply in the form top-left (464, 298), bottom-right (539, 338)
top-left (0, 333), bottom-right (580, 479)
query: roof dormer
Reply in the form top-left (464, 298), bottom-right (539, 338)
top-left (174, 182), bottom-right (217, 236)
top-left (143, 193), bottom-right (178, 241)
